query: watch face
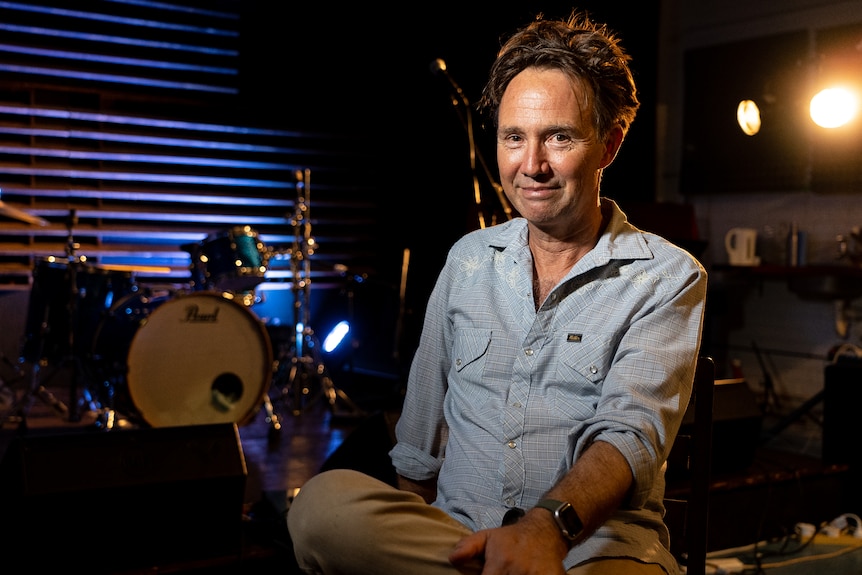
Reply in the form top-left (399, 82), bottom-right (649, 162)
top-left (556, 502), bottom-right (583, 538)
top-left (537, 499), bottom-right (583, 540)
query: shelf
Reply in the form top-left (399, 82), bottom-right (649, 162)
top-left (712, 264), bottom-right (862, 300)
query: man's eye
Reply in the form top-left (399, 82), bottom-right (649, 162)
top-left (501, 134), bottom-right (523, 147)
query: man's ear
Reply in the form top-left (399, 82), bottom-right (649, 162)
top-left (599, 126), bottom-right (625, 169)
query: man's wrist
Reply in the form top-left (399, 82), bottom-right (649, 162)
top-left (534, 498), bottom-right (584, 543)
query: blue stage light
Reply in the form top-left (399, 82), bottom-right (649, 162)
top-left (322, 320), bottom-right (350, 353)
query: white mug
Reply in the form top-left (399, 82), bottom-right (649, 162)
top-left (724, 228), bottom-right (760, 266)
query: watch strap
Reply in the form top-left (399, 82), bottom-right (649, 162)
top-left (535, 498), bottom-right (566, 513)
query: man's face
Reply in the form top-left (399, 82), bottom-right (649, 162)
top-left (496, 67), bottom-right (622, 234)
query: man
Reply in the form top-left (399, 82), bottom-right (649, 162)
top-left (288, 11), bottom-right (706, 575)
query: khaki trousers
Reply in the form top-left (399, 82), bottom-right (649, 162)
top-left (288, 468), bottom-right (670, 575)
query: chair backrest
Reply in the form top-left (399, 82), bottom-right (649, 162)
top-left (665, 355), bottom-right (715, 575)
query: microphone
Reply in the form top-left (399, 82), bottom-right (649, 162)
top-left (429, 58), bottom-right (469, 107)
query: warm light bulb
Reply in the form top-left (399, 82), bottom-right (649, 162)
top-left (737, 100), bottom-right (761, 135)
top-left (810, 87), bottom-right (858, 128)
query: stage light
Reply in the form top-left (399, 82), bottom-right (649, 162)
top-left (737, 99), bottom-right (762, 135)
top-left (322, 320), bottom-right (350, 353)
top-left (295, 321), bottom-right (305, 356)
top-left (810, 86), bottom-right (858, 128)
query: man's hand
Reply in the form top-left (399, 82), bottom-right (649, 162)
top-left (448, 511), bottom-right (569, 575)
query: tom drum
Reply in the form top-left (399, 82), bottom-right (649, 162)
top-left (190, 226), bottom-right (268, 293)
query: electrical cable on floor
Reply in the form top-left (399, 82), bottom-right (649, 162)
top-left (706, 514), bottom-right (862, 573)
top-left (742, 540), bottom-right (862, 571)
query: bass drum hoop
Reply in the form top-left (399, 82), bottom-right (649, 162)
top-left (126, 291), bottom-right (272, 428)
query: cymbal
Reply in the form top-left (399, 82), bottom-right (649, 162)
top-left (95, 263), bottom-right (172, 274)
top-left (36, 257), bottom-right (172, 275)
top-left (0, 200), bottom-right (49, 226)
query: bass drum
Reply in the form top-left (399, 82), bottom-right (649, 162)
top-left (127, 291), bottom-right (272, 428)
top-left (88, 286), bottom-right (176, 418)
top-left (95, 291), bottom-right (272, 427)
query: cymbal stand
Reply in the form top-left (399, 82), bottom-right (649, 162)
top-left (0, 352), bottom-right (68, 428)
top-left (61, 210), bottom-right (85, 421)
top-left (6, 212), bottom-right (88, 428)
top-left (282, 169), bottom-right (364, 418)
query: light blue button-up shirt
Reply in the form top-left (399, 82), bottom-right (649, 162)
top-left (390, 198), bottom-right (707, 573)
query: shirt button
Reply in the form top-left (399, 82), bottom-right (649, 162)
top-left (455, 358), bottom-right (462, 367)
top-left (507, 440), bottom-right (517, 449)
top-left (590, 365), bottom-right (598, 374)
top-left (512, 402), bottom-right (522, 408)
top-left (525, 348), bottom-right (534, 356)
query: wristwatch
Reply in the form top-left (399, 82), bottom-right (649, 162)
top-left (534, 498), bottom-right (583, 541)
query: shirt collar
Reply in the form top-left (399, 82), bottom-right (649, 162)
top-left (487, 198), bottom-right (654, 267)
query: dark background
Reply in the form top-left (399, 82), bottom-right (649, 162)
top-left (234, 2), bottom-right (661, 372)
top-left (0, 2), bottom-right (661, 388)
top-left (238, 2), bottom-right (660, 268)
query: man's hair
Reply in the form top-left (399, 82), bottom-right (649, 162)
top-left (477, 10), bottom-right (640, 139)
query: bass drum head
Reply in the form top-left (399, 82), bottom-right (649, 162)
top-left (126, 292), bottom-right (272, 427)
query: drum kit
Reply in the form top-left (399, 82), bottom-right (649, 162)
top-left (2, 180), bottom-right (362, 433)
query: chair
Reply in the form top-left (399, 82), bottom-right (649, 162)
top-left (665, 355), bottom-right (715, 575)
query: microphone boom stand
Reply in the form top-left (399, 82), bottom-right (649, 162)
top-left (430, 58), bottom-right (513, 228)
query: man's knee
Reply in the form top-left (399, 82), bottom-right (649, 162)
top-left (294, 469), bottom-right (367, 507)
top-left (288, 469), bottom-right (391, 546)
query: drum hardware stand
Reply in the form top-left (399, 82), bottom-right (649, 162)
top-left (0, 353), bottom-right (69, 428)
top-left (11, 211), bottom-right (94, 428)
top-left (281, 169), bottom-right (365, 419)
top-left (60, 209), bottom-right (86, 422)
top-left (261, 393), bottom-right (281, 436)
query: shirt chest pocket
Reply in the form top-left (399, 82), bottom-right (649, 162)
top-left (450, 329), bottom-right (493, 398)
top-left (452, 329), bottom-right (492, 373)
top-left (548, 335), bottom-right (611, 418)
top-left (555, 334), bottom-right (612, 386)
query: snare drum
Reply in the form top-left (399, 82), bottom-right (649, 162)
top-left (124, 291), bottom-right (272, 427)
top-left (191, 226), bottom-right (268, 293)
